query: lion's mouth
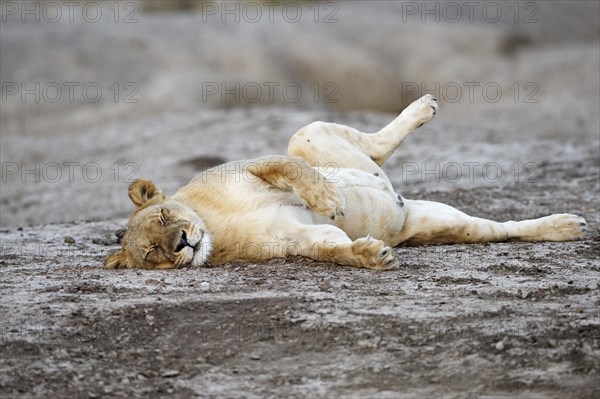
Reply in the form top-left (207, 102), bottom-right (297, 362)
top-left (193, 239), bottom-right (203, 252)
top-left (189, 232), bottom-right (213, 267)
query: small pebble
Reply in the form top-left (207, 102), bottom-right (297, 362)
top-left (200, 281), bottom-right (210, 291)
top-left (495, 341), bottom-right (505, 351)
top-left (161, 370), bottom-right (179, 378)
top-left (64, 236), bottom-right (75, 244)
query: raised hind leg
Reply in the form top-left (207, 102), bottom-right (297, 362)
top-left (288, 94), bottom-right (438, 172)
top-left (286, 96), bottom-right (439, 246)
top-left (398, 199), bottom-right (587, 245)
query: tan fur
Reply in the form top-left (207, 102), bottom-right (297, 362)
top-left (105, 95), bottom-right (587, 270)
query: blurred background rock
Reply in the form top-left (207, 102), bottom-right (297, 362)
top-left (1, 1), bottom-right (598, 136)
top-left (0, 0), bottom-right (598, 226)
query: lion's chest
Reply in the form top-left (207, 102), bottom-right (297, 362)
top-left (176, 180), bottom-right (313, 264)
top-left (204, 204), bottom-right (315, 264)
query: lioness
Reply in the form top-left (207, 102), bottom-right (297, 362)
top-left (105, 94), bottom-right (587, 270)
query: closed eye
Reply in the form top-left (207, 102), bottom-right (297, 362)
top-left (144, 244), bottom-right (157, 260)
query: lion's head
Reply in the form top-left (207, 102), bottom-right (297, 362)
top-left (104, 179), bottom-right (212, 269)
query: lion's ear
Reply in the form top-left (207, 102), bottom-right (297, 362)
top-left (128, 179), bottom-right (165, 208)
top-left (104, 250), bottom-right (131, 269)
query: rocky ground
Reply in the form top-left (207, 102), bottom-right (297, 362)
top-left (0, 210), bottom-right (599, 398)
top-left (1, 106), bottom-right (599, 397)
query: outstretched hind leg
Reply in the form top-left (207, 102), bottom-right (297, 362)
top-left (398, 200), bottom-right (587, 245)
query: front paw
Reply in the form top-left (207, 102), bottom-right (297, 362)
top-left (403, 94), bottom-right (439, 129)
top-left (351, 235), bottom-right (397, 270)
top-left (297, 175), bottom-right (347, 220)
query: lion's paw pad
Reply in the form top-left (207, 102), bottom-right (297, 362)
top-left (404, 94), bottom-right (439, 129)
top-left (535, 214), bottom-right (587, 241)
top-left (352, 236), bottom-right (397, 270)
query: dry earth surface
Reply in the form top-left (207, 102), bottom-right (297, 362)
top-left (1, 106), bottom-right (599, 398)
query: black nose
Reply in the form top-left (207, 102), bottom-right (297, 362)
top-left (175, 231), bottom-right (190, 252)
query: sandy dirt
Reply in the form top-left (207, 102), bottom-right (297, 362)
top-left (1, 111), bottom-right (599, 397)
top-left (1, 215), bottom-right (599, 398)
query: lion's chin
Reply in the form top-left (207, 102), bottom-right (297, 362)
top-left (190, 233), bottom-right (213, 267)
